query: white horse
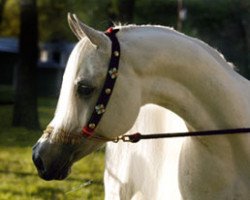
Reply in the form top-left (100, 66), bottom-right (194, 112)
top-left (32, 13), bottom-right (250, 199)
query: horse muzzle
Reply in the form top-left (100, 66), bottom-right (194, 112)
top-left (32, 141), bottom-right (74, 181)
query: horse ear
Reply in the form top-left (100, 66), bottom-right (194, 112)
top-left (68, 13), bottom-right (83, 40)
top-left (67, 13), bottom-right (108, 48)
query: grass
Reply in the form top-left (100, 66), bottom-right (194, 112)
top-left (0, 97), bottom-right (105, 200)
top-left (0, 85), bottom-right (14, 104)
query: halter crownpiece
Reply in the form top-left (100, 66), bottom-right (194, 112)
top-left (82, 27), bottom-right (120, 138)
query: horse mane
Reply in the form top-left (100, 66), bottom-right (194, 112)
top-left (115, 24), bottom-right (236, 70)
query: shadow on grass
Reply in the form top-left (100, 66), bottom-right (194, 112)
top-left (0, 169), bottom-right (104, 199)
top-left (0, 189), bottom-right (26, 198)
top-left (0, 169), bottom-right (103, 185)
top-left (0, 98), bottom-right (57, 148)
top-left (0, 126), bottom-right (41, 148)
top-left (30, 187), bottom-right (66, 199)
top-left (0, 169), bottom-right (37, 178)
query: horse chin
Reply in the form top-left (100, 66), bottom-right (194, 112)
top-left (55, 167), bottom-right (72, 180)
top-left (38, 164), bottom-right (72, 181)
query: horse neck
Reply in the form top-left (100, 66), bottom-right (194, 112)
top-left (120, 27), bottom-right (250, 131)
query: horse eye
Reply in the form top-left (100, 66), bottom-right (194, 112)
top-left (77, 84), bottom-right (95, 97)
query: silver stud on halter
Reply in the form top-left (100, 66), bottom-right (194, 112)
top-left (95, 104), bottom-right (106, 115)
top-left (113, 51), bottom-right (119, 57)
top-left (109, 68), bottom-right (118, 79)
top-left (105, 88), bottom-right (112, 95)
top-left (88, 123), bottom-right (96, 129)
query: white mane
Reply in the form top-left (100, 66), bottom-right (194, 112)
top-left (116, 24), bottom-right (235, 70)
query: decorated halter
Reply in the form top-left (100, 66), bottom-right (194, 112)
top-left (82, 27), bottom-right (120, 138)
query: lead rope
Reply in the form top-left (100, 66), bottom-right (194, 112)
top-left (110, 128), bottom-right (250, 143)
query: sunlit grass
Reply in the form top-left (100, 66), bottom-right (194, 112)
top-left (0, 98), bottom-right (105, 200)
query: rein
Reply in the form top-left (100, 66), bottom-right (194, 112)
top-left (112, 128), bottom-right (250, 143)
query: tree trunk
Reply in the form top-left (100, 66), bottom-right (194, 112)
top-left (0, 0), bottom-right (7, 24)
top-left (230, 0), bottom-right (250, 79)
top-left (238, 17), bottom-right (250, 78)
top-left (12, 0), bottom-right (40, 129)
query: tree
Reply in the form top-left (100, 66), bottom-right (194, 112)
top-left (107, 0), bottom-right (135, 25)
top-left (229, 0), bottom-right (250, 78)
top-left (12, 0), bottom-right (40, 129)
top-left (0, 0), bottom-right (6, 25)
top-left (38, 0), bottom-right (75, 41)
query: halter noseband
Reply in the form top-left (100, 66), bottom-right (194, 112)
top-left (82, 27), bottom-right (120, 138)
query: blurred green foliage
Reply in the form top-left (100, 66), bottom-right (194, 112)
top-left (1, 0), bottom-right (248, 39)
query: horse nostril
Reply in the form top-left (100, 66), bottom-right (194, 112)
top-left (32, 153), bottom-right (45, 172)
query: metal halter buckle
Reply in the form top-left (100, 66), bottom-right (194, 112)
top-left (112, 133), bottom-right (142, 143)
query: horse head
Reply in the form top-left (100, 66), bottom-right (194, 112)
top-left (32, 14), bottom-right (141, 180)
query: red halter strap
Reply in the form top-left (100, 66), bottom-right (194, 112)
top-left (82, 27), bottom-right (120, 138)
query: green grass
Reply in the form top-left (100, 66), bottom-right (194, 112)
top-left (0, 98), bottom-right (105, 200)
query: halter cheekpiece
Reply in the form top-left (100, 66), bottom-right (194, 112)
top-left (82, 27), bottom-right (120, 138)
